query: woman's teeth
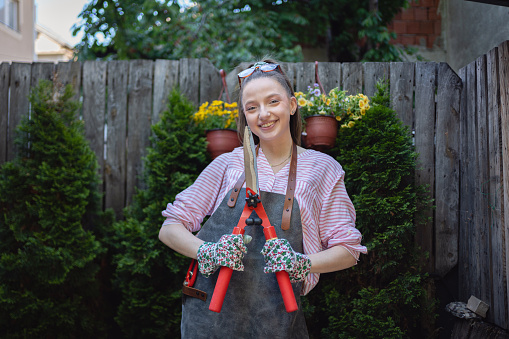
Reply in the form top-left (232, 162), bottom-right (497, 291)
top-left (261, 121), bottom-right (275, 128)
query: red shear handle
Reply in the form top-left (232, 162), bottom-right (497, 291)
top-left (276, 271), bottom-right (298, 312)
top-left (209, 227), bottom-right (244, 313)
top-left (209, 266), bottom-right (233, 313)
top-left (264, 225), bottom-right (298, 313)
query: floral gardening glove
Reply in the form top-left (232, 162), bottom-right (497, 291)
top-left (197, 234), bottom-right (247, 278)
top-left (260, 238), bottom-right (312, 283)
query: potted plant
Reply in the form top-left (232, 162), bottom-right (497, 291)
top-left (193, 100), bottom-right (240, 158)
top-left (296, 85), bottom-right (370, 150)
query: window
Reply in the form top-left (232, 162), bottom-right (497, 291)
top-left (0, 0), bottom-right (19, 31)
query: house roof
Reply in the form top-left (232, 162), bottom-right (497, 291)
top-left (35, 24), bottom-right (74, 51)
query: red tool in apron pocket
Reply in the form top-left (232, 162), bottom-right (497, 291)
top-left (208, 126), bottom-right (298, 313)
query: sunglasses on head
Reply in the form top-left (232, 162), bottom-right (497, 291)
top-left (237, 62), bottom-right (282, 88)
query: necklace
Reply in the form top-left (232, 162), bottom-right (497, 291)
top-left (270, 149), bottom-right (292, 167)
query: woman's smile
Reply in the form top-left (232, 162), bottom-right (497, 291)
top-left (260, 120), bottom-right (277, 129)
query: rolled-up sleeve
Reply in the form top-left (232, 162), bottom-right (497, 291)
top-left (161, 153), bottom-right (230, 232)
top-left (318, 167), bottom-right (367, 260)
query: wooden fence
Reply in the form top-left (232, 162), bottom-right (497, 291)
top-left (457, 41), bottom-right (509, 331)
top-left (0, 42), bottom-right (508, 331)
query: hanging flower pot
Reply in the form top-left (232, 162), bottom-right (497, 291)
top-left (304, 115), bottom-right (338, 151)
top-left (195, 69), bottom-right (240, 159)
top-left (296, 62), bottom-right (371, 151)
top-left (206, 128), bottom-right (240, 159)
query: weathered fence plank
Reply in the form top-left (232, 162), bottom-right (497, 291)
top-left (464, 61), bottom-right (479, 299)
top-left (487, 46), bottom-right (508, 329)
top-left (199, 58), bottom-right (222, 106)
top-left (0, 63), bottom-right (9, 164)
top-left (498, 40), bottom-right (509, 330)
top-left (30, 62), bottom-right (55, 87)
top-left (55, 61), bottom-right (82, 102)
top-left (126, 60), bottom-right (153, 206)
top-left (152, 60), bottom-right (179, 125)
top-left (434, 63), bottom-right (461, 277)
top-left (341, 63), bottom-right (362, 94)
top-left (414, 62), bottom-right (437, 272)
top-left (179, 58), bottom-right (200, 106)
top-left (226, 62), bottom-right (249, 103)
top-left (458, 65), bottom-right (470, 302)
top-left (281, 62), bottom-right (296, 92)
top-left (390, 62), bottom-right (415, 128)
top-left (475, 55), bottom-right (492, 308)
top-left (295, 62), bottom-right (315, 93)
top-left (363, 62), bottom-right (390, 97)
top-left (317, 62), bottom-right (341, 93)
top-left (8, 63), bottom-right (31, 162)
top-left (105, 61), bottom-right (129, 219)
top-left (82, 60), bottom-right (107, 196)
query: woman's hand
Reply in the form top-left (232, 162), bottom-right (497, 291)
top-left (261, 239), bottom-right (311, 283)
top-left (197, 234), bottom-right (247, 278)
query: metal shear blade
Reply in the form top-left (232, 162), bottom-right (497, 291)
top-left (243, 126), bottom-right (259, 194)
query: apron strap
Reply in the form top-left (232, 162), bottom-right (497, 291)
top-left (227, 143), bottom-right (298, 231)
top-left (227, 172), bottom-right (245, 208)
top-left (281, 143), bottom-right (297, 231)
top-left (182, 259), bottom-right (207, 302)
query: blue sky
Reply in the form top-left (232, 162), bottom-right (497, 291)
top-left (35, 0), bottom-right (88, 46)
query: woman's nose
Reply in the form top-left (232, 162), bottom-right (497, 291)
top-left (258, 106), bottom-right (270, 119)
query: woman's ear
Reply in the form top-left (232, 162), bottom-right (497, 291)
top-left (290, 96), bottom-right (297, 115)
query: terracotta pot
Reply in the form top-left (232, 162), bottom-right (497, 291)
top-left (304, 115), bottom-right (338, 151)
top-left (206, 129), bottom-right (241, 159)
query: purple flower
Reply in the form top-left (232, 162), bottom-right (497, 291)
top-left (314, 83), bottom-right (319, 87)
top-left (313, 89), bottom-right (321, 96)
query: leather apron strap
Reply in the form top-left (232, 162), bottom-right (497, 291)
top-left (227, 143), bottom-right (298, 231)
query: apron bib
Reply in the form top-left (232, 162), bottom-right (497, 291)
top-left (181, 188), bottom-right (309, 339)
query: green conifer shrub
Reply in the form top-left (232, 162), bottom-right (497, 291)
top-left (111, 88), bottom-right (208, 338)
top-left (0, 80), bottom-right (113, 337)
top-left (303, 82), bottom-right (435, 338)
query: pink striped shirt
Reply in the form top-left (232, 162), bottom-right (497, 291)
top-left (162, 146), bottom-right (367, 295)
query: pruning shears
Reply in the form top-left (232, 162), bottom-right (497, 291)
top-left (208, 126), bottom-right (298, 313)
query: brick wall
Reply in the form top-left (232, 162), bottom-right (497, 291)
top-left (387, 0), bottom-right (442, 49)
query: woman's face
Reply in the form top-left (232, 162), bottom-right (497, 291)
top-left (241, 77), bottom-right (297, 145)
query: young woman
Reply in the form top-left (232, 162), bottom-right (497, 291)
top-left (159, 60), bottom-right (367, 338)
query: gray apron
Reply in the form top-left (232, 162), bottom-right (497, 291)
top-left (181, 188), bottom-right (309, 339)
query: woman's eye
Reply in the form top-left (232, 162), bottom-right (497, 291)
top-left (245, 106), bottom-right (256, 112)
top-left (270, 99), bottom-right (279, 104)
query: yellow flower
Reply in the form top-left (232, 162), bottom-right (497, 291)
top-left (319, 110), bottom-right (327, 115)
top-left (359, 100), bottom-right (365, 109)
top-left (326, 98), bottom-right (331, 106)
top-left (361, 108), bottom-right (366, 115)
top-left (336, 116), bottom-right (342, 121)
top-left (348, 121), bottom-right (355, 128)
top-left (298, 97), bottom-right (307, 106)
